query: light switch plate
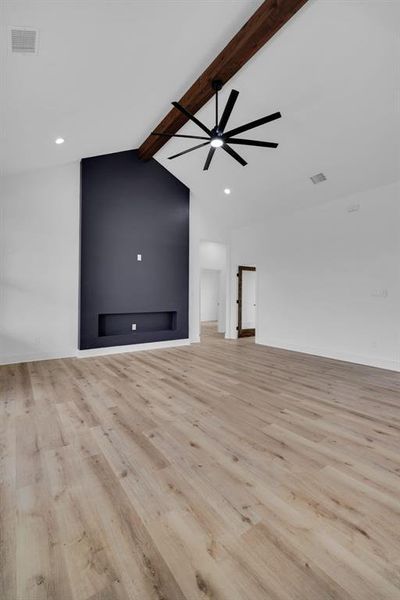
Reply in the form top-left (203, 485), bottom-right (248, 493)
top-left (131, 323), bottom-right (136, 331)
top-left (137, 254), bottom-right (142, 261)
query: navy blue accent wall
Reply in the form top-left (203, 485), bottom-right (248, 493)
top-left (79, 149), bottom-right (189, 350)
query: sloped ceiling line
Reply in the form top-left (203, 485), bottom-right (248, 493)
top-left (137, 0), bottom-right (309, 160)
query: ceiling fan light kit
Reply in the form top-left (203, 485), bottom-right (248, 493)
top-left (152, 80), bottom-right (281, 171)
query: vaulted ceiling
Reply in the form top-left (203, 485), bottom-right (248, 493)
top-left (156, 1), bottom-right (400, 227)
top-left (1, 0), bottom-right (399, 228)
top-left (1, 0), bottom-right (263, 174)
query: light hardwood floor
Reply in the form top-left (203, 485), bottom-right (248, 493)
top-left (1, 322), bottom-right (400, 599)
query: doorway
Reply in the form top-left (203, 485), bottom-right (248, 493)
top-left (198, 240), bottom-right (227, 341)
top-left (200, 268), bottom-right (224, 340)
top-left (237, 266), bottom-right (256, 338)
top-left (200, 269), bottom-right (220, 323)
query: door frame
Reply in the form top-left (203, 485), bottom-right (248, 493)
top-left (237, 265), bottom-right (256, 338)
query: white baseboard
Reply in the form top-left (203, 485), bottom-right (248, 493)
top-left (256, 337), bottom-right (400, 372)
top-left (224, 334), bottom-right (237, 340)
top-left (76, 338), bottom-right (190, 359)
top-left (0, 350), bottom-right (75, 366)
top-left (0, 339), bottom-right (191, 366)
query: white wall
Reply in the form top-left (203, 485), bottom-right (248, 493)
top-left (200, 269), bottom-right (219, 322)
top-left (229, 181), bottom-right (400, 371)
top-left (0, 167), bottom-right (225, 363)
top-left (0, 163), bottom-right (80, 364)
top-left (3, 161), bottom-right (398, 372)
top-left (199, 240), bottom-right (227, 271)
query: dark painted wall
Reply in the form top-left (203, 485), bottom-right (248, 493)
top-left (79, 149), bottom-right (189, 350)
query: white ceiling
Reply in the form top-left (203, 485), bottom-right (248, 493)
top-left (2, 0), bottom-right (399, 228)
top-left (1, 0), bottom-right (262, 174)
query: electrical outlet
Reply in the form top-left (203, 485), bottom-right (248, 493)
top-left (137, 254), bottom-right (142, 261)
top-left (131, 323), bottom-right (136, 331)
top-left (347, 203), bottom-right (360, 213)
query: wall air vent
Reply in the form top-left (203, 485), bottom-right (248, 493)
top-left (310, 172), bottom-right (327, 185)
top-left (10, 27), bottom-right (39, 54)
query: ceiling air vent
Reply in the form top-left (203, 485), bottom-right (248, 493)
top-left (10, 27), bottom-right (39, 54)
top-left (310, 172), bottom-right (327, 185)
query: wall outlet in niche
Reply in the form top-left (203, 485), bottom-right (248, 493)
top-left (131, 323), bottom-right (137, 331)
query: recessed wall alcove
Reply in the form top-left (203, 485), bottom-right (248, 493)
top-left (98, 311), bottom-right (177, 337)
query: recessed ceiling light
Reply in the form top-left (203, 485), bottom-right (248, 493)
top-left (55, 137), bottom-right (64, 145)
top-left (224, 188), bottom-right (231, 195)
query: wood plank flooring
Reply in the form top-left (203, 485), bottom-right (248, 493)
top-left (1, 322), bottom-right (400, 599)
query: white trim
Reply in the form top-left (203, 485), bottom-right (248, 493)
top-left (0, 339), bottom-right (191, 365)
top-left (256, 337), bottom-right (400, 373)
top-left (225, 332), bottom-right (237, 340)
top-left (0, 351), bottom-right (76, 366)
top-left (76, 338), bottom-right (190, 359)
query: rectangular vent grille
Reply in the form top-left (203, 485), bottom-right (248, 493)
top-left (310, 172), bottom-right (327, 185)
top-left (10, 27), bottom-right (38, 54)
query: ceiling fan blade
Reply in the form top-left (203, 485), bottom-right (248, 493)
top-left (225, 111), bottom-right (281, 138)
top-left (168, 141), bottom-right (210, 160)
top-left (203, 147), bottom-right (216, 171)
top-left (226, 139), bottom-right (278, 148)
top-left (223, 144), bottom-right (247, 167)
top-left (152, 132), bottom-right (210, 140)
top-left (172, 102), bottom-right (212, 136)
top-left (218, 89), bottom-right (239, 132)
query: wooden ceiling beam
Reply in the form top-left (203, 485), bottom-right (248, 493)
top-left (137, 0), bottom-right (309, 160)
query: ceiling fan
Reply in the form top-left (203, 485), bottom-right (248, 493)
top-left (151, 80), bottom-right (281, 171)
